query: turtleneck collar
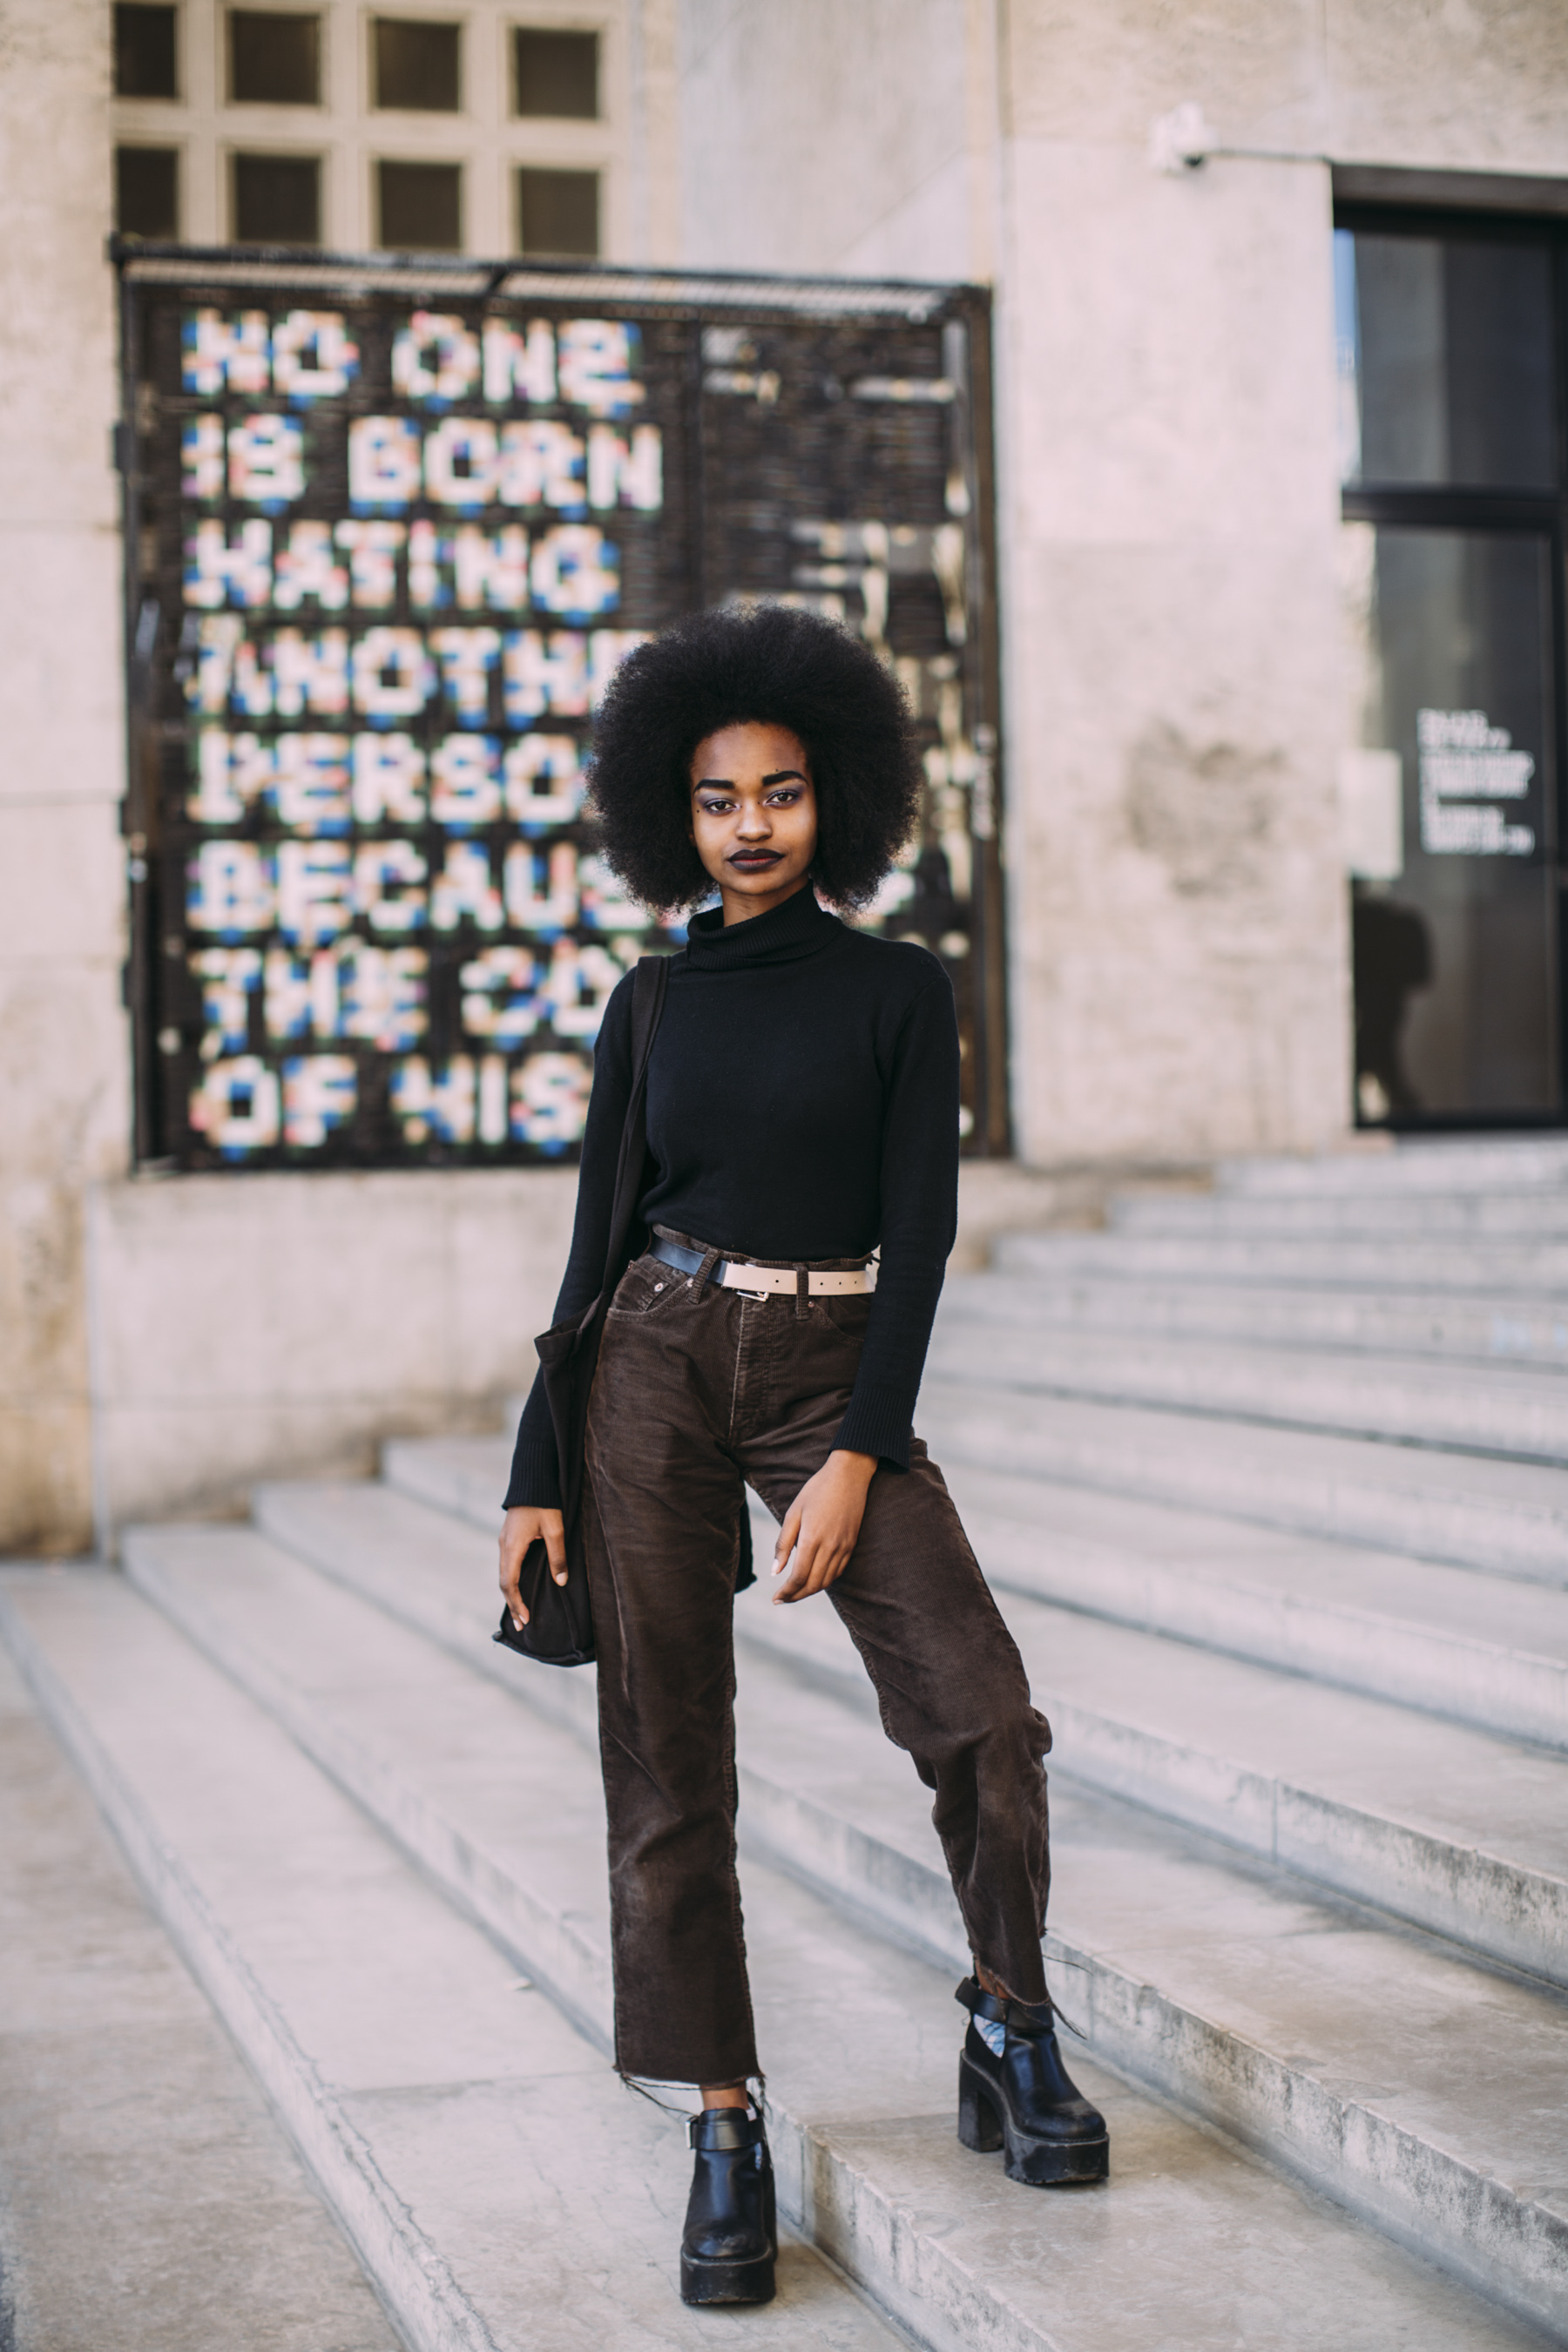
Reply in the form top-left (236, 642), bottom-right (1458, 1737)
top-left (682, 884), bottom-right (839, 971)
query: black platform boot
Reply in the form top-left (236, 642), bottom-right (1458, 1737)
top-left (679, 2106), bottom-right (777, 2305)
top-left (956, 1977), bottom-right (1109, 2186)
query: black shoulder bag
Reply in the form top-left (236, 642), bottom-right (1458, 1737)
top-left (493, 952), bottom-right (671, 1667)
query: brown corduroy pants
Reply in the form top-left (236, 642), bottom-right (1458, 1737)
top-left (583, 1237), bottom-right (1053, 2089)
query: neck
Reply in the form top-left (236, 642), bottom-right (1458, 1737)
top-left (717, 872), bottom-right (814, 928)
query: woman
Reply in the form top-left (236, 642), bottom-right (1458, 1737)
top-left (498, 604), bottom-right (1106, 2308)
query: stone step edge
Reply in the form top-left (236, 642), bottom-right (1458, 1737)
top-left (401, 1416), bottom-right (1546, 1565)
top-left (952, 1505), bottom-right (1568, 1753)
top-left (191, 1517), bottom-right (1568, 2341)
top-left (923, 1354), bottom-right (1568, 1475)
top-left (936, 1295), bottom-right (1568, 1372)
top-left (375, 1452), bottom-right (1568, 1748)
top-left (461, 1417), bottom-right (1568, 1597)
top-left (955, 1270), bottom-right (1568, 1304)
top-left (1111, 1209), bottom-right (1568, 1239)
top-left (728, 1612), bottom-right (1568, 1994)
top-left (990, 1239), bottom-right (1568, 1283)
top-left (110, 1544), bottom-right (1069, 2352)
top-left (1216, 1142), bottom-right (1568, 1193)
top-left (0, 1581), bottom-right (499, 2352)
top-left (942, 1290), bottom-right (1568, 1353)
top-left (915, 1401), bottom-right (1568, 1592)
top-left (340, 1465), bottom-right (1568, 1984)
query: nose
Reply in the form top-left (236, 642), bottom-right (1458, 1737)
top-left (735, 798), bottom-right (771, 838)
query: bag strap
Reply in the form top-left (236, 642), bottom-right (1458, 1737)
top-left (599, 954), bottom-right (671, 1296)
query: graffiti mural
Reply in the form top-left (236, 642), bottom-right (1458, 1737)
top-left (118, 253), bottom-right (1003, 1167)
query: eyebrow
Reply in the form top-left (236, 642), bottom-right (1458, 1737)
top-left (693, 768), bottom-right (808, 788)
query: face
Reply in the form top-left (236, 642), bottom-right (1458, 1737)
top-left (688, 721), bottom-right (818, 920)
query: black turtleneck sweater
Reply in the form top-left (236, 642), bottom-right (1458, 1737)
top-left (504, 885), bottom-right (960, 1511)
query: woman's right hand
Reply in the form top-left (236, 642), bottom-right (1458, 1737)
top-left (498, 1505), bottom-right (567, 1630)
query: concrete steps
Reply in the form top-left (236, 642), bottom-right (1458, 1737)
top-left (940, 1463), bottom-right (1568, 1750)
top-left (943, 1268), bottom-right (1568, 1369)
top-left (349, 1443), bottom-right (1568, 1984)
top-left (995, 1229), bottom-right (1568, 1293)
top-left (0, 1566), bottom-right (907, 2352)
top-left (749, 1560), bottom-right (1568, 1989)
top-left (245, 1474), bottom-right (1568, 2332)
top-left (916, 1382), bottom-right (1568, 1585)
top-left (0, 1638), bottom-right (402, 2352)
top-left (925, 1318), bottom-right (1568, 1463)
top-left (17, 1506), bottom-right (1561, 2351)
top-left (11, 1560), bottom-right (1550, 2352)
top-left (1112, 1189), bottom-right (1568, 1240)
top-left (1217, 1139), bottom-right (1568, 1193)
top-left (8, 1132), bottom-right (1565, 2349)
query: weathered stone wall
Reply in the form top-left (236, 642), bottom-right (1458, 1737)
top-left (1324, 0), bottom-right (1568, 172)
top-left (677, 0), bottom-right (988, 280)
top-left (0, 0), bottom-right (128, 1552)
top-left (86, 1167), bottom-right (578, 1541)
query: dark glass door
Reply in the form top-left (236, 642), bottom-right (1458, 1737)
top-left (1337, 214), bottom-right (1566, 1126)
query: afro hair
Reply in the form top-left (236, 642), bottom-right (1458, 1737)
top-left (586, 602), bottom-right (923, 913)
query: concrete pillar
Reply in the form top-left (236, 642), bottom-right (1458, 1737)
top-left (0, 0), bottom-right (129, 1552)
top-left (997, 0), bottom-right (1351, 1159)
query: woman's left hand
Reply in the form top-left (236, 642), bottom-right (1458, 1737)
top-left (772, 1450), bottom-right (878, 1602)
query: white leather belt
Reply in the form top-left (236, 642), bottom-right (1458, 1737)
top-left (648, 1236), bottom-right (875, 1297)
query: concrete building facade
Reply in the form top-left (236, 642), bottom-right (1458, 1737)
top-left (3, 0), bottom-right (1567, 1552)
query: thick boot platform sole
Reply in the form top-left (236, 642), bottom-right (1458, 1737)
top-left (958, 2052), bottom-right (1110, 2187)
top-left (679, 2249), bottom-right (776, 2304)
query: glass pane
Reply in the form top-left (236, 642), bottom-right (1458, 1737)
top-left (232, 152), bottom-right (321, 244)
top-left (114, 4), bottom-right (178, 98)
top-left (116, 145), bottom-right (179, 239)
top-left (514, 28), bottom-right (598, 118)
top-left (1337, 229), bottom-right (1555, 490)
top-left (517, 166), bottom-right (598, 257)
top-left (1344, 522), bottom-right (1558, 1119)
top-left (377, 159), bottom-right (462, 250)
top-left (230, 10), bottom-right (320, 105)
top-left (373, 18), bottom-right (460, 111)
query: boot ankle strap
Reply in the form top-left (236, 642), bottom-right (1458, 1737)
top-left (955, 1973), bottom-right (1055, 2038)
top-left (689, 2107), bottom-right (761, 2153)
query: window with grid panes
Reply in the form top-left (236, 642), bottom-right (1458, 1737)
top-left (513, 27), bottom-right (598, 118)
top-left (233, 151), bottom-right (321, 242)
top-left (378, 159), bottom-right (463, 250)
top-left (117, 146), bottom-right (179, 238)
top-left (517, 166), bottom-right (598, 257)
top-left (114, 4), bottom-right (179, 98)
top-left (373, 18), bottom-right (461, 111)
top-left (229, 10), bottom-right (321, 105)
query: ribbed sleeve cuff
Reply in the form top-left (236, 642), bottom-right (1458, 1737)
top-left (833, 1382), bottom-right (914, 1473)
top-left (502, 1439), bottom-right (563, 1514)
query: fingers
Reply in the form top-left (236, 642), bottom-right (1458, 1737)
top-left (498, 1535), bottom-right (529, 1629)
top-left (773, 1499), bottom-right (803, 1580)
top-left (773, 1529), bottom-right (850, 1604)
top-left (498, 1509), bottom-right (567, 1625)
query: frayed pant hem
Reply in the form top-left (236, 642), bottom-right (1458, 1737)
top-left (618, 2067), bottom-right (767, 2114)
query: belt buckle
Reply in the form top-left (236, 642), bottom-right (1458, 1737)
top-left (721, 1257), bottom-right (772, 1302)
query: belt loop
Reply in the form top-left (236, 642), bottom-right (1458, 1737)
top-left (693, 1243), bottom-right (721, 1291)
top-left (794, 1264), bottom-right (808, 1319)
